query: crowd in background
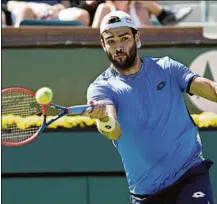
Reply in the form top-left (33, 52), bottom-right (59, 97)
top-left (2, 0), bottom-right (193, 27)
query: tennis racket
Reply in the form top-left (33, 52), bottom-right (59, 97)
top-left (1, 87), bottom-right (94, 147)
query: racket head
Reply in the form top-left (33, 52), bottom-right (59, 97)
top-left (2, 87), bottom-right (47, 147)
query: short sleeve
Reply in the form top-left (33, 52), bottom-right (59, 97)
top-left (87, 82), bottom-right (115, 105)
top-left (169, 57), bottom-right (200, 94)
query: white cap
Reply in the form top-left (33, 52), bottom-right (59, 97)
top-left (100, 11), bottom-right (141, 48)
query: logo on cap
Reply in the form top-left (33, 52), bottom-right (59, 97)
top-left (107, 16), bottom-right (121, 24)
top-left (126, 17), bottom-right (132, 24)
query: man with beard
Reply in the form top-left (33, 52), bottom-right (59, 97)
top-left (83, 11), bottom-right (217, 204)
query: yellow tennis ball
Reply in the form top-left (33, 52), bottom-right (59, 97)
top-left (35, 87), bottom-right (53, 104)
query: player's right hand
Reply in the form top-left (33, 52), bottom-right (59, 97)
top-left (83, 100), bottom-right (122, 141)
top-left (83, 100), bottom-right (108, 121)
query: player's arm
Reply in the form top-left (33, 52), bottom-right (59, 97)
top-left (189, 77), bottom-right (217, 103)
top-left (85, 82), bottom-right (122, 141)
top-left (169, 56), bottom-right (217, 103)
top-left (87, 101), bottom-right (122, 141)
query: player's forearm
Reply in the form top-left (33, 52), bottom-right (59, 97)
top-left (213, 83), bottom-right (217, 102)
top-left (199, 81), bottom-right (217, 103)
top-left (190, 77), bottom-right (217, 103)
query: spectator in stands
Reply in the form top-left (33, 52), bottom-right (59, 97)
top-left (2, 0), bottom-right (12, 26)
top-left (6, 0), bottom-right (66, 27)
top-left (59, 1), bottom-right (105, 26)
top-left (92, 0), bottom-right (192, 28)
top-left (137, 1), bottom-right (192, 25)
top-left (92, 1), bottom-right (152, 28)
top-left (3, 0), bottom-right (192, 27)
top-left (5, 0), bottom-right (103, 27)
top-left (2, 10), bottom-right (6, 27)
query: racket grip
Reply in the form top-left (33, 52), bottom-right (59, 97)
top-left (69, 105), bottom-right (93, 115)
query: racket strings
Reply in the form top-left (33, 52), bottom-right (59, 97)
top-left (2, 91), bottom-right (43, 143)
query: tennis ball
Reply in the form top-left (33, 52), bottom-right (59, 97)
top-left (35, 87), bottom-right (53, 105)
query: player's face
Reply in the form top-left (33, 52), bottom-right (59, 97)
top-left (101, 27), bottom-right (138, 70)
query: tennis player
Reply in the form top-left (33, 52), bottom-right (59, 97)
top-left (84, 11), bottom-right (217, 204)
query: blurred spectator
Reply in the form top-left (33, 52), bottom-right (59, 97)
top-left (59, 1), bottom-right (105, 26)
top-left (5, 0), bottom-right (104, 27)
top-left (92, 1), bottom-right (152, 28)
top-left (2, 0), bottom-right (12, 26)
top-left (2, 0), bottom-right (192, 27)
top-left (138, 1), bottom-right (192, 25)
top-left (6, 0), bottom-right (65, 27)
top-left (92, 0), bottom-right (192, 28)
top-left (2, 10), bottom-right (6, 27)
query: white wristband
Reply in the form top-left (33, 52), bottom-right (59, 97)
top-left (96, 117), bottom-right (116, 132)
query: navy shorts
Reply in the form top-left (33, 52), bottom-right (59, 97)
top-left (130, 160), bottom-right (215, 204)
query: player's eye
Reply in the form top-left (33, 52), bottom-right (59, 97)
top-left (107, 40), bottom-right (115, 45)
top-left (121, 37), bottom-right (128, 41)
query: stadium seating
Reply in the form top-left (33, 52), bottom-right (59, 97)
top-left (19, 19), bottom-right (83, 27)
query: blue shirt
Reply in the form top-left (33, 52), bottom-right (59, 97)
top-left (87, 56), bottom-right (204, 195)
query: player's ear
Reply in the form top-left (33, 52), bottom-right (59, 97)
top-left (100, 38), bottom-right (106, 52)
top-left (135, 31), bottom-right (141, 49)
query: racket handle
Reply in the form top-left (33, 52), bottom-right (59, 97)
top-left (69, 105), bottom-right (93, 115)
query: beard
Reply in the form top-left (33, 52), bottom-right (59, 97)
top-left (106, 42), bottom-right (137, 70)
